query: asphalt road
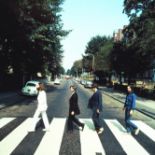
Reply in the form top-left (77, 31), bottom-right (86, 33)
top-left (0, 79), bottom-right (155, 155)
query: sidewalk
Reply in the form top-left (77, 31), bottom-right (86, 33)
top-left (100, 87), bottom-right (155, 119)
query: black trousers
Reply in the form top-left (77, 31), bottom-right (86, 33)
top-left (67, 114), bottom-right (83, 131)
top-left (92, 109), bottom-right (103, 130)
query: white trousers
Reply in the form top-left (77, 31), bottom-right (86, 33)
top-left (31, 109), bottom-right (50, 130)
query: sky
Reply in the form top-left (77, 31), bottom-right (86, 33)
top-left (61, 0), bottom-right (129, 70)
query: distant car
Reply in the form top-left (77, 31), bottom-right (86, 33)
top-left (84, 80), bottom-right (93, 88)
top-left (54, 78), bottom-right (60, 85)
top-left (22, 80), bottom-right (39, 96)
top-left (80, 80), bottom-right (86, 85)
top-left (75, 78), bottom-right (81, 83)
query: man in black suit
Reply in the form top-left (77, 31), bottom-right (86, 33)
top-left (88, 83), bottom-right (104, 134)
top-left (67, 85), bottom-right (84, 132)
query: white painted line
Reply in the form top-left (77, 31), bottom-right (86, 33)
top-left (104, 119), bottom-right (149, 155)
top-left (34, 118), bottom-right (66, 155)
top-left (80, 119), bottom-right (106, 155)
top-left (132, 120), bottom-right (155, 142)
top-left (0, 118), bottom-right (34, 155)
top-left (0, 117), bottom-right (15, 128)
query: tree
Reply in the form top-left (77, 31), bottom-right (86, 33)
top-left (82, 55), bottom-right (92, 72)
top-left (123, 0), bottom-right (155, 77)
top-left (123, 0), bottom-right (155, 18)
top-left (84, 35), bottom-right (113, 73)
top-left (110, 42), bottom-right (136, 82)
top-left (66, 69), bottom-right (71, 75)
top-left (95, 40), bottom-right (113, 71)
top-left (0, 0), bottom-right (69, 88)
top-left (111, 1), bottom-right (155, 82)
top-left (71, 59), bottom-right (82, 77)
top-left (85, 35), bottom-right (110, 55)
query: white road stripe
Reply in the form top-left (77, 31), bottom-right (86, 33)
top-left (0, 118), bottom-right (36, 155)
top-left (132, 120), bottom-right (155, 142)
top-left (34, 118), bottom-right (66, 155)
top-left (0, 117), bottom-right (15, 128)
top-left (80, 119), bottom-right (106, 155)
top-left (104, 119), bottom-right (149, 155)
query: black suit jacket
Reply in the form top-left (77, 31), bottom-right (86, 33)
top-left (69, 92), bottom-right (80, 115)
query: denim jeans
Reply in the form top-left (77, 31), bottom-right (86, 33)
top-left (125, 108), bottom-right (137, 132)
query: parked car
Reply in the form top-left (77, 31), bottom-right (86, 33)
top-left (80, 80), bottom-right (86, 85)
top-left (22, 80), bottom-right (40, 96)
top-left (75, 77), bottom-right (81, 83)
top-left (84, 80), bottom-right (93, 88)
top-left (54, 78), bottom-right (60, 85)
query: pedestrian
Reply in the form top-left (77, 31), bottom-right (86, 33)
top-left (88, 83), bottom-right (104, 134)
top-left (29, 83), bottom-right (50, 132)
top-left (67, 85), bottom-right (85, 132)
top-left (123, 85), bottom-right (139, 135)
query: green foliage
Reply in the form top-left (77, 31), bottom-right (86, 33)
top-left (0, 0), bottom-right (68, 87)
top-left (85, 35), bottom-right (111, 55)
top-left (82, 55), bottom-right (92, 72)
top-left (123, 0), bottom-right (155, 18)
top-left (71, 59), bottom-right (82, 76)
top-left (121, 0), bottom-right (155, 78)
top-left (84, 35), bottom-right (113, 72)
top-left (95, 40), bottom-right (113, 71)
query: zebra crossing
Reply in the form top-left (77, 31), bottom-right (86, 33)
top-left (79, 119), bottom-right (106, 155)
top-left (0, 117), bottom-right (155, 155)
top-left (105, 119), bottom-right (149, 155)
top-left (34, 118), bottom-right (66, 155)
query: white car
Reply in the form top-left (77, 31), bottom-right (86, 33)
top-left (84, 80), bottom-right (93, 88)
top-left (54, 78), bottom-right (60, 85)
top-left (80, 80), bottom-right (86, 85)
top-left (22, 81), bottom-right (40, 96)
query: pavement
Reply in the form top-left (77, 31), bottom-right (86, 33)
top-left (99, 87), bottom-right (155, 119)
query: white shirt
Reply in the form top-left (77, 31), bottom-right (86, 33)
top-left (37, 90), bottom-right (48, 111)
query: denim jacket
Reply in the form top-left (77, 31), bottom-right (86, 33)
top-left (124, 92), bottom-right (136, 110)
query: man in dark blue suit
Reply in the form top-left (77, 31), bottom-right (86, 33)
top-left (88, 83), bottom-right (104, 134)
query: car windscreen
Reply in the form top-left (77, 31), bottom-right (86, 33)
top-left (26, 83), bottom-right (36, 87)
top-left (87, 81), bottom-right (93, 84)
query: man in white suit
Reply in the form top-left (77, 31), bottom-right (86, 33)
top-left (29, 83), bottom-right (50, 132)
